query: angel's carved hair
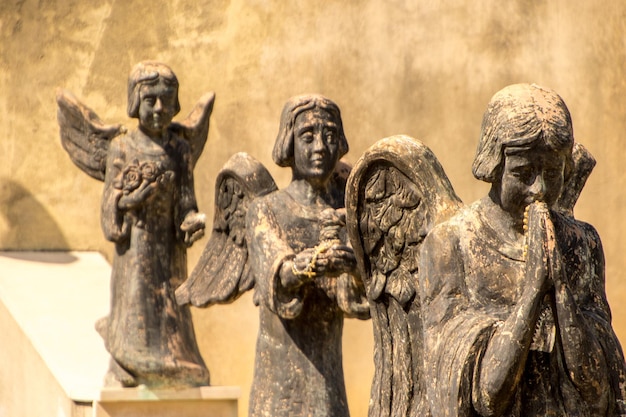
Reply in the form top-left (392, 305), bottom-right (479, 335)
top-left (127, 61), bottom-right (181, 118)
top-left (472, 83), bottom-right (574, 183)
top-left (272, 94), bottom-right (348, 168)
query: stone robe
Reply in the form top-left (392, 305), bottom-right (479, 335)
top-left (419, 200), bottom-right (626, 417)
top-left (99, 131), bottom-right (209, 387)
top-left (246, 187), bottom-right (368, 417)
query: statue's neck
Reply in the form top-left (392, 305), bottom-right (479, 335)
top-left (286, 179), bottom-right (332, 208)
top-left (137, 125), bottom-right (168, 146)
top-left (480, 194), bottom-right (525, 247)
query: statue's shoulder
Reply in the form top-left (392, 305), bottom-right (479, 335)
top-left (169, 130), bottom-right (191, 147)
top-left (106, 130), bottom-right (133, 157)
top-left (252, 188), bottom-right (282, 206)
top-left (427, 201), bottom-right (482, 242)
top-left (556, 210), bottom-right (597, 231)
top-left (112, 129), bottom-right (134, 145)
top-left (553, 210), bottom-right (602, 248)
top-left (247, 189), bottom-right (284, 222)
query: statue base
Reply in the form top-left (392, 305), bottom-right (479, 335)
top-left (0, 251), bottom-right (239, 417)
top-left (95, 386), bottom-right (239, 417)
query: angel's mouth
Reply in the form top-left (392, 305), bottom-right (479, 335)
top-left (151, 115), bottom-right (163, 127)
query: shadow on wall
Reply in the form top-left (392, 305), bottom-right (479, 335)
top-left (0, 178), bottom-right (76, 263)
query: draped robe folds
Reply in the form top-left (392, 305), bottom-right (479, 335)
top-left (99, 132), bottom-right (209, 387)
top-left (419, 200), bottom-right (626, 417)
top-left (246, 188), bottom-right (368, 417)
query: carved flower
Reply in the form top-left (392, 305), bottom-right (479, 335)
top-left (122, 161), bottom-right (142, 192)
top-left (140, 161), bottom-right (160, 183)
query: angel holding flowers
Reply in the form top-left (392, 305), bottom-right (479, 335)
top-left (57, 61), bottom-right (214, 388)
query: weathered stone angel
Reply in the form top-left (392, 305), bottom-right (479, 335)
top-left (346, 84), bottom-right (626, 416)
top-left (176, 94), bottom-right (369, 417)
top-left (346, 135), bottom-right (462, 417)
top-left (56, 61), bottom-right (214, 388)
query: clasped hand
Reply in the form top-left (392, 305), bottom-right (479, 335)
top-left (292, 244), bottom-right (357, 280)
top-left (180, 211), bottom-right (206, 246)
top-left (525, 201), bottom-right (561, 294)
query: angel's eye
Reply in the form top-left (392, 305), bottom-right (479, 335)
top-left (143, 96), bottom-right (156, 106)
top-left (299, 131), bottom-right (314, 143)
top-left (161, 95), bottom-right (176, 109)
top-left (324, 130), bottom-right (336, 145)
top-left (543, 167), bottom-right (563, 182)
top-left (511, 167), bottom-right (533, 184)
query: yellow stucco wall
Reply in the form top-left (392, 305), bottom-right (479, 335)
top-left (1, 1), bottom-right (625, 416)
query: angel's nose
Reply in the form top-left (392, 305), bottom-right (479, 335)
top-left (529, 174), bottom-right (546, 200)
top-left (312, 132), bottom-right (327, 153)
top-left (154, 98), bottom-right (163, 112)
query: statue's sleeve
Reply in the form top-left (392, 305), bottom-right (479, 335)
top-left (101, 137), bottom-right (130, 243)
top-left (246, 197), bottom-right (304, 319)
top-left (176, 139), bottom-right (199, 226)
top-left (336, 272), bottom-right (370, 319)
top-left (578, 223), bottom-right (626, 414)
top-left (419, 223), bottom-right (496, 417)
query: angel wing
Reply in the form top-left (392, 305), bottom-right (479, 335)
top-left (556, 142), bottom-right (596, 217)
top-left (176, 152), bottom-right (278, 307)
top-left (346, 135), bottom-right (462, 417)
top-left (167, 92), bottom-right (216, 167)
top-left (56, 89), bottom-right (125, 181)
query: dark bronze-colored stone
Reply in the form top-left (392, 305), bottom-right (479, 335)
top-left (57, 61), bottom-right (214, 388)
top-left (177, 94), bottom-right (369, 417)
top-left (347, 84), bottom-right (626, 416)
top-left (175, 152), bottom-right (278, 307)
top-left (346, 135), bottom-right (462, 417)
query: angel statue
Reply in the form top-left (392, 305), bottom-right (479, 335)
top-left (346, 83), bottom-right (626, 417)
top-left (345, 134), bottom-right (462, 417)
top-left (56, 61), bottom-right (215, 388)
top-left (176, 94), bottom-right (370, 417)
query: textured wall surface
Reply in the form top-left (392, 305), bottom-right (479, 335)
top-left (1, 1), bottom-right (625, 416)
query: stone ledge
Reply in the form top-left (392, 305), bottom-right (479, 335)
top-left (0, 251), bottom-right (111, 402)
top-left (95, 386), bottom-right (240, 417)
top-left (98, 385), bottom-right (241, 401)
top-left (0, 251), bottom-right (240, 417)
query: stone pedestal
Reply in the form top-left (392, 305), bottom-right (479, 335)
top-left (0, 251), bottom-right (239, 417)
top-left (95, 386), bottom-right (239, 417)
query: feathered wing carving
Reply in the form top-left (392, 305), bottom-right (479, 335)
top-left (176, 152), bottom-right (277, 307)
top-left (168, 92), bottom-right (216, 167)
top-left (556, 142), bottom-right (596, 216)
top-left (346, 135), bottom-right (463, 417)
top-left (56, 89), bottom-right (125, 181)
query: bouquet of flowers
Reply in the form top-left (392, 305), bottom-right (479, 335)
top-left (114, 159), bottom-right (175, 194)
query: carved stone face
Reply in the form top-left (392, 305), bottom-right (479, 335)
top-left (292, 108), bottom-right (341, 183)
top-left (497, 144), bottom-right (566, 218)
top-left (138, 79), bottom-right (178, 137)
